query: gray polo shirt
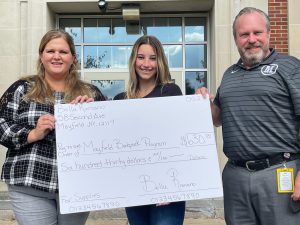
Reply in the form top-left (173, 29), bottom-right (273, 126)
top-left (214, 49), bottom-right (300, 161)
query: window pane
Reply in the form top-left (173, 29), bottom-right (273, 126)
top-left (111, 46), bottom-right (132, 68)
top-left (84, 46), bottom-right (132, 69)
top-left (169, 18), bottom-right (182, 42)
top-left (84, 46), bottom-right (111, 68)
top-left (111, 19), bottom-right (126, 43)
top-left (59, 18), bottom-right (81, 44)
top-left (185, 45), bottom-right (206, 69)
top-left (185, 17), bottom-right (206, 42)
top-left (164, 45), bottom-right (182, 68)
top-left (75, 45), bottom-right (81, 67)
top-left (140, 18), bottom-right (152, 35)
top-left (142, 18), bottom-right (182, 42)
top-left (84, 18), bottom-right (111, 43)
top-left (185, 71), bottom-right (207, 95)
top-left (125, 21), bottom-right (142, 42)
top-left (91, 80), bottom-right (125, 100)
top-left (84, 18), bottom-right (138, 43)
top-left (84, 18), bottom-right (98, 43)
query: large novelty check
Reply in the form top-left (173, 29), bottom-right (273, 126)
top-left (55, 95), bottom-right (223, 214)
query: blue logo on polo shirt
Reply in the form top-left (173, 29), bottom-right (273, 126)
top-left (261, 64), bottom-right (278, 76)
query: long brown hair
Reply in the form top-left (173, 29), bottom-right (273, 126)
top-left (126, 35), bottom-right (171, 99)
top-left (24, 29), bottom-right (95, 104)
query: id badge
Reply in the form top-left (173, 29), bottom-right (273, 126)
top-left (276, 167), bottom-right (294, 193)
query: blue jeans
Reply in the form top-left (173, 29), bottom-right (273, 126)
top-left (8, 185), bottom-right (89, 225)
top-left (125, 201), bottom-right (185, 225)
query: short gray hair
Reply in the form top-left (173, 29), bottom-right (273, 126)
top-left (232, 7), bottom-right (270, 38)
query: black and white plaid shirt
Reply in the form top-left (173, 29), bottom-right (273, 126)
top-left (0, 79), bottom-right (104, 193)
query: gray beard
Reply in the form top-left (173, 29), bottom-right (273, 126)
top-left (240, 49), bottom-right (265, 67)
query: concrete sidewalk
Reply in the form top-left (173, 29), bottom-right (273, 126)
top-left (0, 218), bottom-right (225, 225)
top-left (0, 192), bottom-right (225, 225)
top-left (0, 208), bottom-right (225, 225)
top-left (86, 218), bottom-right (226, 225)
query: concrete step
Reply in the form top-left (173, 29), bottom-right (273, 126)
top-left (0, 191), bottom-right (224, 224)
top-left (0, 191), bottom-right (11, 214)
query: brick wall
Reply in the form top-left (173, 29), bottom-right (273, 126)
top-left (268, 0), bottom-right (288, 54)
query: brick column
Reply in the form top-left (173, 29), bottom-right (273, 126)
top-left (268, 0), bottom-right (288, 54)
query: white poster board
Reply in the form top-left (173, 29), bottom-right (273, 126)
top-left (55, 95), bottom-right (223, 214)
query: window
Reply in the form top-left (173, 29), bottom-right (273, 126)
top-left (59, 15), bottom-right (208, 95)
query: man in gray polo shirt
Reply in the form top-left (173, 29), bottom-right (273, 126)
top-left (197, 7), bottom-right (300, 225)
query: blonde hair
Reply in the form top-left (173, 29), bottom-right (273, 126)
top-left (126, 35), bottom-right (171, 99)
top-left (24, 29), bottom-right (95, 104)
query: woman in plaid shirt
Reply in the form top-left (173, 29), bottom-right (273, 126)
top-left (0, 29), bottom-right (105, 225)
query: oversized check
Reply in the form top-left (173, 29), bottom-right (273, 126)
top-left (55, 95), bottom-right (223, 214)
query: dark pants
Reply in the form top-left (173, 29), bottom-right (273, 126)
top-left (125, 201), bottom-right (185, 225)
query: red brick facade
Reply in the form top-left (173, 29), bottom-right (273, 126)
top-left (268, 0), bottom-right (288, 54)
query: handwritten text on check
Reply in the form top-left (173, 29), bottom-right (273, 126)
top-left (55, 95), bottom-right (223, 214)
